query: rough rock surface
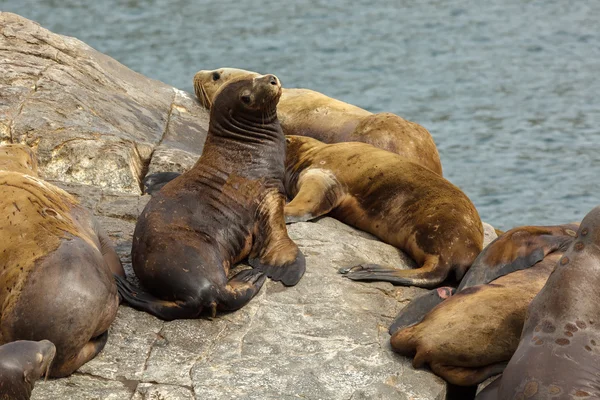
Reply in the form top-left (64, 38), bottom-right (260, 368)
top-left (0, 12), bottom-right (500, 400)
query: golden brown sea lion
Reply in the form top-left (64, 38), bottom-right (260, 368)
top-left (479, 206), bottom-right (600, 400)
top-left (193, 67), bottom-right (443, 175)
top-left (391, 252), bottom-right (561, 389)
top-left (115, 74), bottom-right (306, 321)
top-left (0, 144), bottom-right (124, 377)
top-left (283, 135), bottom-right (482, 288)
top-left (389, 224), bottom-right (579, 334)
top-left (0, 340), bottom-right (56, 400)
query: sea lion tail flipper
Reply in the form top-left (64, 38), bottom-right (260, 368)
top-left (114, 275), bottom-right (201, 321)
top-left (388, 287), bottom-right (455, 335)
top-left (284, 168), bottom-right (342, 224)
top-left (217, 269), bottom-right (267, 311)
top-left (142, 172), bottom-right (181, 195)
top-left (339, 255), bottom-right (448, 289)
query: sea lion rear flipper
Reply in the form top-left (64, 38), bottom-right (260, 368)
top-left (114, 275), bottom-right (203, 321)
top-left (457, 226), bottom-right (578, 290)
top-left (284, 168), bottom-right (342, 224)
top-left (388, 287), bottom-right (455, 335)
top-left (142, 172), bottom-right (181, 195)
top-left (251, 191), bottom-right (306, 286)
top-left (339, 255), bottom-right (448, 289)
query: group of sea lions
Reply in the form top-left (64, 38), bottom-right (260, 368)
top-left (0, 68), bottom-right (598, 400)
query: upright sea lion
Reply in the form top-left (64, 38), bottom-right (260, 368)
top-left (283, 135), bottom-right (482, 288)
top-left (389, 224), bottom-right (579, 334)
top-left (193, 67), bottom-right (443, 175)
top-left (116, 74), bottom-right (306, 321)
top-left (0, 340), bottom-right (56, 400)
top-left (0, 144), bottom-right (124, 377)
top-left (390, 252), bottom-right (561, 390)
top-left (479, 206), bottom-right (600, 400)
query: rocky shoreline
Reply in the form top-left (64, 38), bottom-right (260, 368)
top-left (1, 12), bottom-right (496, 400)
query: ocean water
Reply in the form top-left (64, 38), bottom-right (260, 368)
top-left (3, 0), bottom-right (599, 230)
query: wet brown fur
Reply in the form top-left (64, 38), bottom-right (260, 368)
top-left (485, 207), bottom-right (600, 399)
top-left (0, 144), bottom-right (123, 378)
top-left (391, 253), bottom-right (560, 386)
top-left (284, 135), bottom-right (483, 288)
top-left (121, 74), bottom-right (305, 321)
top-left (193, 67), bottom-right (443, 175)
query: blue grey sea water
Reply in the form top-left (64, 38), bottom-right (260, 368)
top-left (3, 0), bottom-right (599, 230)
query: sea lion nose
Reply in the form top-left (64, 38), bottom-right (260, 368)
top-left (266, 74), bottom-right (279, 86)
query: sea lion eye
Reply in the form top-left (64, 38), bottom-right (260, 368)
top-left (212, 72), bottom-right (220, 81)
top-left (241, 94), bottom-right (251, 104)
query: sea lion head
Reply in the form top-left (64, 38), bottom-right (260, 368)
top-left (193, 67), bottom-right (260, 109)
top-left (0, 340), bottom-right (56, 395)
top-left (211, 73), bottom-right (282, 120)
top-left (574, 205), bottom-right (600, 249)
top-left (0, 144), bottom-right (38, 176)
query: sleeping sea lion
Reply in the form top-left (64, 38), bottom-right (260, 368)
top-left (115, 74), bottom-right (306, 321)
top-left (283, 135), bottom-right (482, 288)
top-left (478, 205), bottom-right (600, 399)
top-left (389, 224), bottom-right (579, 334)
top-left (0, 144), bottom-right (124, 377)
top-left (0, 340), bottom-right (56, 400)
top-left (390, 252), bottom-right (561, 389)
top-left (193, 67), bottom-right (443, 175)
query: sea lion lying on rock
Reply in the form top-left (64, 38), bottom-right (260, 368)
top-left (0, 144), bottom-right (123, 377)
top-left (477, 205), bottom-right (600, 400)
top-left (283, 135), bottom-right (482, 288)
top-left (193, 67), bottom-right (443, 175)
top-left (0, 340), bottom-right (56, 400)
top-left (390, 224), bottom-right (579, 334)
top-left (116, 74), bottom-right (306, 321)
top-left (391, 252), bottom-right (561, 389)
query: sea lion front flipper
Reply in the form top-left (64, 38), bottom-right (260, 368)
top-left (249, 191), bottom-right (306, 286)
top-left (457, 225), bottom-right (578, 291)
top-left (340, 255), bottom-right (449, 288)
top-left (284, 168), bottom-right (342, 224)
top-left (217, 269), bottom-right (267, 312)
top-left (388, 287), bottom-right (455, 335)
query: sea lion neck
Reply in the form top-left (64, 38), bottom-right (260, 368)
top-left (208, 105), bottom-right (282, 145)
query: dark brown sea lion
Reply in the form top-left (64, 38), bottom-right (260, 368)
top-left (283, 135), bottom-right (482, 288)
top-left (0, 144), bottom-right (124, 377)
top-left (478, 205), bottom-right (600, 400)
top-left (116, 74), bottom-right (306, 321)
top-left (193, 67), bottom-right (443, 175)
top-left (390, 252), bottom-right (561, 389)
top-left (0, 340), bottom-right (56, 400)
top-left (389, 224), bottom-right (579, 334)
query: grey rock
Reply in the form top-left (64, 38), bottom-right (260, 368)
top-left (132, 384), bottom-right (195, 400)
top-left (0, 12), bottom-right (206, 193)
top-left (31, 374), bottom-right (136, 400)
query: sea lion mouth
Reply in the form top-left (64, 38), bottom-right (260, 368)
top-left (42, 343), bottom-right (56, 381)
top-left (194, 79), bottom-right (212, 109)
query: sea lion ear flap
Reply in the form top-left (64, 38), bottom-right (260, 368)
top-left (285, 137), bottom-right (291, 144)
top-left (459, 226), bottom-right (577, 289)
